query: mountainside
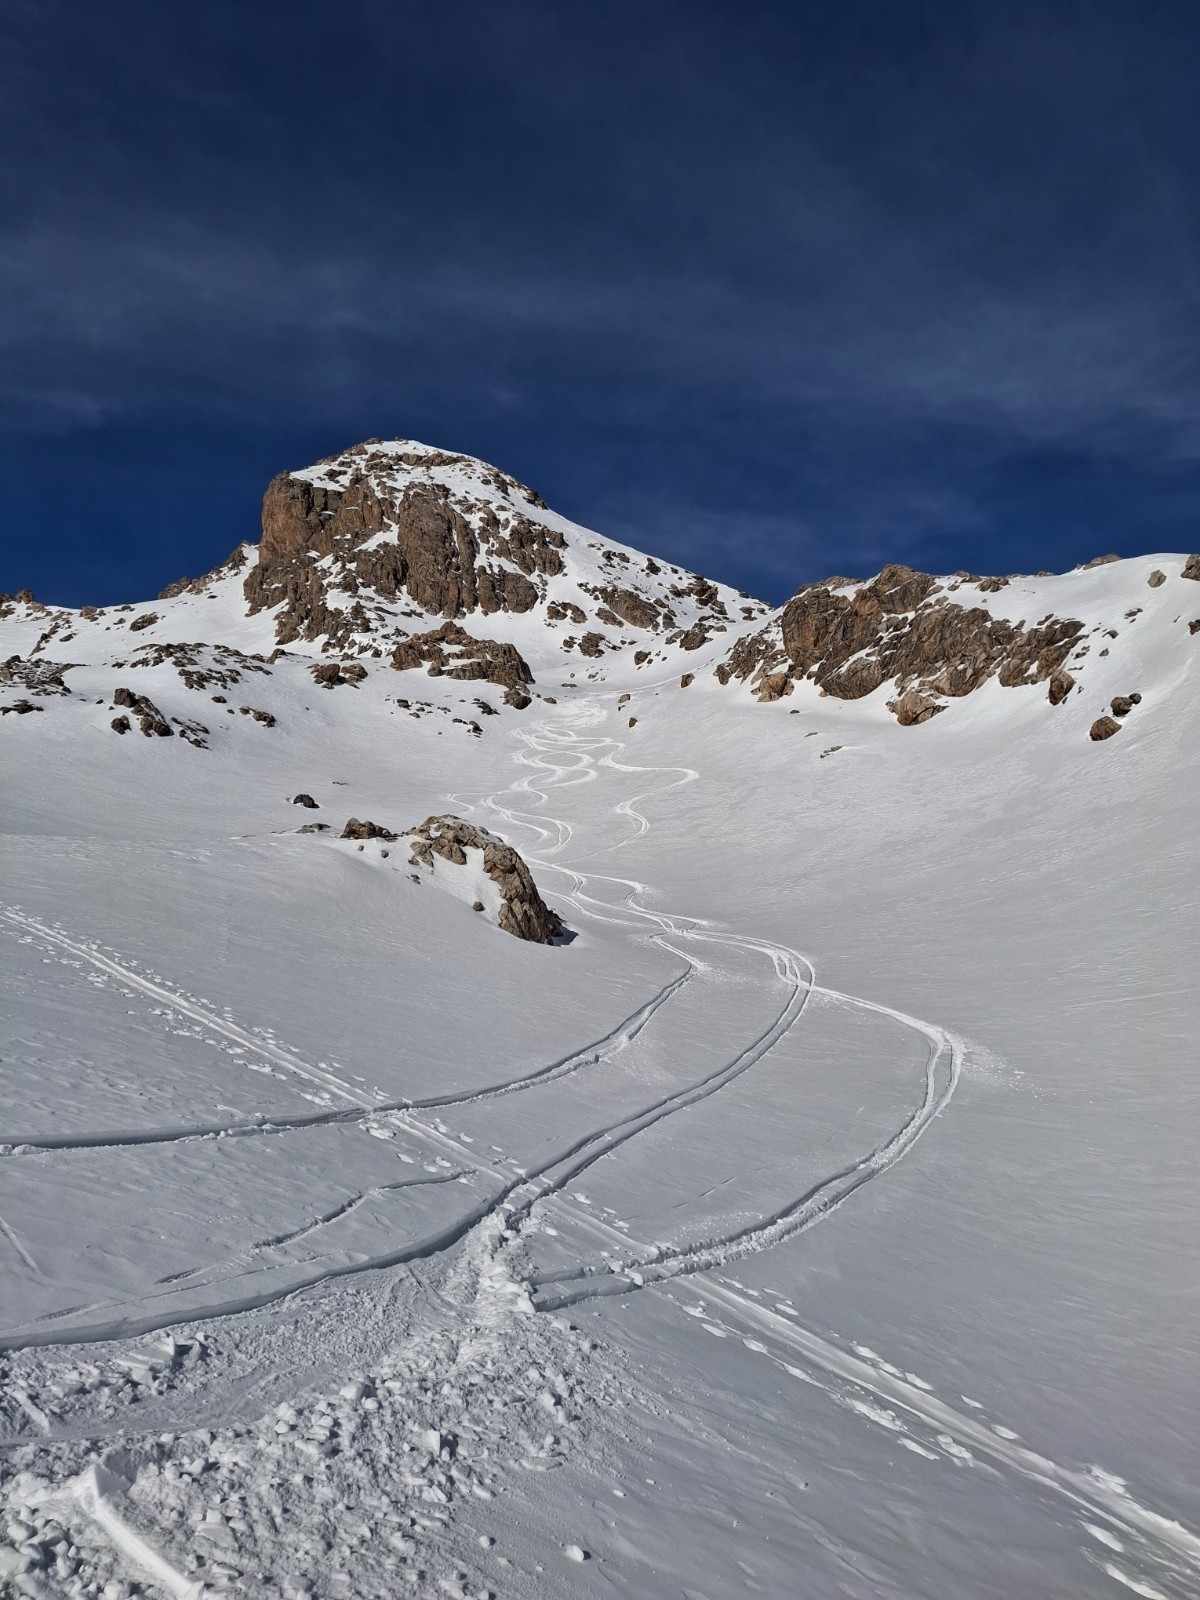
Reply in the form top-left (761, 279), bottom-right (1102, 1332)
top-left (3, 437), bottom-right (1198, 748)
top-left (1, 443), bottom-right (1198, 1600)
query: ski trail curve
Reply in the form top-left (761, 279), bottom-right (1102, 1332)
top-left (1, 905), bottom-right (693, 1153)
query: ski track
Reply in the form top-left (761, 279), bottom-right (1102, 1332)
top-left (5, 697), bottom-right (1197, 1595)
top-left (1, 906), bottom-right (694, 1152)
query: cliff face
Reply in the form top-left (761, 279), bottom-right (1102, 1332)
top-left (237, 440), bottom-right (756, 673)
top-left (244, 445), bottom-right (568, 648)
top-left (715, 563), bottom-right (1088, 721)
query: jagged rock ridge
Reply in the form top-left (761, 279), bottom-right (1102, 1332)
top-left (715, 563), bottom-right (1087, 718)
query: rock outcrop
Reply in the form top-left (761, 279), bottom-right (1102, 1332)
top-left (244, 444), bottom-right (567, 647)
top-left (406, 815), bottom-right (564, 943)
top-left (342, 817), bottom-right (398, 841)
top-left (112, 686), bottom-right (172, 737)
top-left (716, 564), bottom-right (1084, 724)
top-left (392, 622), bottom-right (533, 708)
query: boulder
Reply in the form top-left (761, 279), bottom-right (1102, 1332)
top-left (341, 817), bottom-right (397, 841)
top-left (406, 815), bottom-right (564, 943)
top-left (1048, 669), bottom-right (1075, 705)
top-left (889, 688), bottom-right (945, 726)
top-left (1089, 716), bottom-right (1121, 742)
top-left (1148, 570), bottom-right (1166, 587)
top-left (1182, 554), bottom-right (1200, 581)
top-left (293, 793), bottom-right (319, 808)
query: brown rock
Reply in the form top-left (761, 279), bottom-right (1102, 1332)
top-left (719, 560), bottom-right (1083, 715)
top-left (406, 815), bottom-right (564, 943)
top-left (341, 817), bottom-right (397, 841)
top-left (676, 622), bottom-right (711, 651)
top-left (1083, 553), bottom-right (1122, 568)
top-left (680, 672), bottom-right (694, 688)
top-left (392, 621), bottom-right (532, 699)
top-left (310, 660), bottom-right (368, 689)
top-left (110, 715), bottom-right (131, 734)
top-left (889, 688), bottom-right (945, 726)
top-left (1089, 716), bottom-right (1121, 741)
top-left (1110, 695), bottom-right (1140, 717)
top-left (129, 612), bottom-right (159, 632)
top-left (1148, 570), bottom-right (1166, 587)
top-left (293, 793), bottom-right (319, 808)
top-left (628, 716), bottom-right (638, 728)
top-left (1182, 554), bottom-right (1200, 581)
top-left (1048, 668), bottom-right (1075, 705)
top-left (112, 686), bottom-right (173, 737)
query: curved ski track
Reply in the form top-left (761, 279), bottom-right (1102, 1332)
top-left (5, 699), bottom-right (1197, 1595)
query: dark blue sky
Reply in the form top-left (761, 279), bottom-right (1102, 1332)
top-left (3, 1), bottom-right (1199, 605)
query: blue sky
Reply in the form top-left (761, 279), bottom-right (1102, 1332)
top-left (3, 0), bottom-right (1199, 605)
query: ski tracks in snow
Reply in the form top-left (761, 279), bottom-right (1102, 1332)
top-left (4, 700), bottom-right (1197, 1597)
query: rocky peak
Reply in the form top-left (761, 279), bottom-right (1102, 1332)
top-left (234, 437), bottom-right (758, 673)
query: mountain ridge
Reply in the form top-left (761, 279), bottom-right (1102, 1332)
top-left (2, 436), bottom-right (1197, 741)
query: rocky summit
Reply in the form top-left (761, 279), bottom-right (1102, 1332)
top-left (3, 437), bottom-right (1197, 745)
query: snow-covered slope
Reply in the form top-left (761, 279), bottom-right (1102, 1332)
top-left (1, 445), bottom-right (1198, 1600)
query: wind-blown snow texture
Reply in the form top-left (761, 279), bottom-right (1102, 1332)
top-left (1, 442), bottom-right (1197, 1599)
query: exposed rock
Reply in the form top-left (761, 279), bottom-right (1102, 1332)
top-left (1048, 669), bottom-right (1075, 706)
top-left (112, 686), bottom-right (173, 737)
top-left (2, 698), bottom-right (42, 714)
top-left (584, 584), bottom-right (663, 630)
top-left (246, 456), bottom-right (566, 645)
top-left (676, 622), bottom-right (711, 651)
top-left (628, 716), bottom-right (638, 728)
top-left (1110, 694), bottom-right (1141, 717)
top-left (341, 817), bottom-right (397, 841)
top-left (1083, 554), bottom-right (1121, 568)
top-left (297, 822), bottom-right (329, 833)
top-left (293, 794), bottom-right (319, 808)
top-left (577, 632), bottom-right (605, 658)
top-left (888, 688), bottom-right (945, 726)
top-left (546, 600), bottom-right (586, 625)
top-left (717, 562), bottom-right (1084, 717)
top-left (406, 815), bottom-right (563, 943)
top-left (238, 705), bottom-right (276, 727)
top-left (1182, 555), bottom-right (1200, 581)
top-left (756, 672), bottom-right (793, 703)
top-left (110, 715), bottom-right (130, 734)
top-left (1148, 570), bottom-right (1166, 587)
top-left (125, 640), bottom-right (270, 692)
top-left (128, 613), bottom-right (159, 632)
top-left (392, 622), bottom-right (532, 701)
top-left (1190, 619), bottom-right (1200, 635)
top-left (1, 655), bottom-right (74, 697)
top-left (1089, 716), bottom-right (1122, 741)
top-left (158, 544), bottom-right (248, 600)
top-left (680, 672), bottom-right (694, 688)
top-left (311, 660), bottom-right (368, 690)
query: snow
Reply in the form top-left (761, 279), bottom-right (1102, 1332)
top-left (1, 467), bottom-right (1197, 1598)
